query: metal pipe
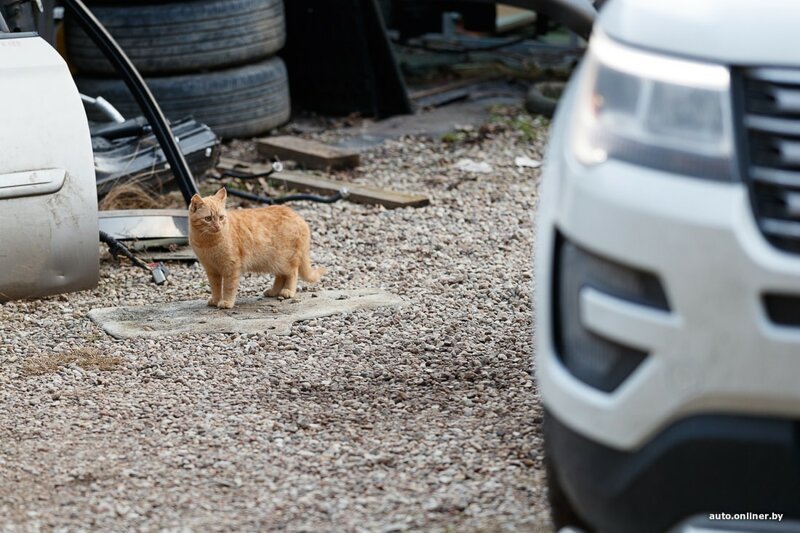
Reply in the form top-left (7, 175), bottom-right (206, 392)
top-left (81, 94), bottom-right (126, 123)
top-left (63, 0), bottom-right (199, 204)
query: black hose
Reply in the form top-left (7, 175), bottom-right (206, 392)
top-left (99, 230), bottom-right (151, 271)
top-left (226, 187), bottom-right (348, 205)
top-left (99, 231), bottom-right (170, 285)
top-left (215, 161), bottom-right (345, 204)
top-left (63, 0), bottom-right (199, 205)
top-left (392, 34), bottom-right (530, 55)
top-left (220, 168), bottom-right (277, 180)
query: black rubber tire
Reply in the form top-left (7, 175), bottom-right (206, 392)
top-left (525, 81), bottom-right (566, 118)
top-left (545, 450), bottom-right (591, 531)
top-left (80, 1), bottom-right (199, 3)
top-left (76, 57), bottom-right (291, 139)
top-left (65, 0), bottom-right (286, 75)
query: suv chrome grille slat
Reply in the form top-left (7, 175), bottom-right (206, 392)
top-left (761, 218), bottom-right (800, 239)
top-left (747, 68), bottom-right (800, 85)
top-left (740, 68), bottom-right (800, 253)
top-left (751, 166), bottom-right (800, 188)
top-left (745, 83), bottom-right (800, 116)
top-left (745, 116), bottom-right (800, 137)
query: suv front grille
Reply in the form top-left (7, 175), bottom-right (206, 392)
top-left (740, 68), bottom-right (800, 253)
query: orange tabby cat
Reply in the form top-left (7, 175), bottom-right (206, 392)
top-left (188, 188), bottom-right (325, 309)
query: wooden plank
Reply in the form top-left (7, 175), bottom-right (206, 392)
top-left (496, 5), bottom-right (536, 34)
top-left (409, 78), bottom-right (483, 101)
top-left (409, 78), bottom-right (481, 109)
top-left (218, 158), bottom-right (429, 209)
top-left (256, 135), bottom-right (360, 170)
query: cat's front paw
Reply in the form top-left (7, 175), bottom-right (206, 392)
top-left (207, 298), bottom-right (219, 307)
top-left (278, 289), bottom-right (295, 299)
top-left (217, 300), bottom-right (235, 309)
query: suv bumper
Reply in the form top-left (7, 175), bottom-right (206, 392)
top-left (545, 408), bottom-right (800, 532)
top-left (536, 148), bottom-right (800, 450)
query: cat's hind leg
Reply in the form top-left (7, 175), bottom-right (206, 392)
top-left (207, 271), bottom-right (222, 307)
top-left (218, 270), bottom-right (241, 309)
top-left (279, 269), bottom-right (299, 298)
top-left (265, 275), bottom-right (286, 297)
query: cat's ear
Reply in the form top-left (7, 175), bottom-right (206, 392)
top-left (214, 187), bottom-right (227, 202)
top-left (190, 194), bottom-right (204, 213)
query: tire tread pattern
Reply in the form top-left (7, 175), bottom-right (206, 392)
top-left (65, 0), bottom-right (285, 75)
top-left (77, 57), bottom-right (291, 139)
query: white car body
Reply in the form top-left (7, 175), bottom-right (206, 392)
top-left (0, 34), bottom-right (98, 301)
top-left (536, 0), bottom-right (800, 531)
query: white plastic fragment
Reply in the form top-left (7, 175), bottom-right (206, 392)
top-left (514, 156), bottom-right (542, 168)
top-left (454, 158), bottom-right (493, 173)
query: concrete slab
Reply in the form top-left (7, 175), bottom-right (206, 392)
top-left (88, 289), bottom-right (404, 339)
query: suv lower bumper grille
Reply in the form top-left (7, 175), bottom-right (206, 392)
top-left (552, 234), bottom-right (669, 392)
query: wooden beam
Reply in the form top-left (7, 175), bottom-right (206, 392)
top-left (217, 158), bottom-right (430, 209)
top-left (256, 135), bottom-right (360, 170)
top-left (496, 5), bottom-right (537, 34)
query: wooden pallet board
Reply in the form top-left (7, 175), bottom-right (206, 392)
top-left (256, 135), bottom-right (360, 170)
top-left (218, 158), bottom-right (430, 209)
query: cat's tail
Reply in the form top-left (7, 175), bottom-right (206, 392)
top-left (300, 256), bottom-right (326, 284)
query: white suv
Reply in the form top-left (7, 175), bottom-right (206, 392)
top-left (535, 0), bottom-right (800, 531)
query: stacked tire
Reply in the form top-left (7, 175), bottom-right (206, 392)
top-left (66, 0), bottom-right (290, 138)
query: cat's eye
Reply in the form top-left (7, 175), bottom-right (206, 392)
top-left (204, 216), bottom-right (212, 222)
top-left (219, 215), bottom-right (225, 220)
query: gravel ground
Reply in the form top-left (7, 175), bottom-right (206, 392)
top-left (0, 106), bottom-right (547, 531)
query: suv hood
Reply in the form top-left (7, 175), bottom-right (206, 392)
top-left (599, 0), bottom-right (800, 66)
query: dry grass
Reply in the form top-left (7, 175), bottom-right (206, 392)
top-left (21, 348), bottom-right (123, 376)
top-left (99, 183), bottom-right (184, 211)
top-left (99, 183), bottom-right (161, 210)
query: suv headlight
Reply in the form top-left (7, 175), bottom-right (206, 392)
top-left (573, 31), bottom-right (736, 181)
